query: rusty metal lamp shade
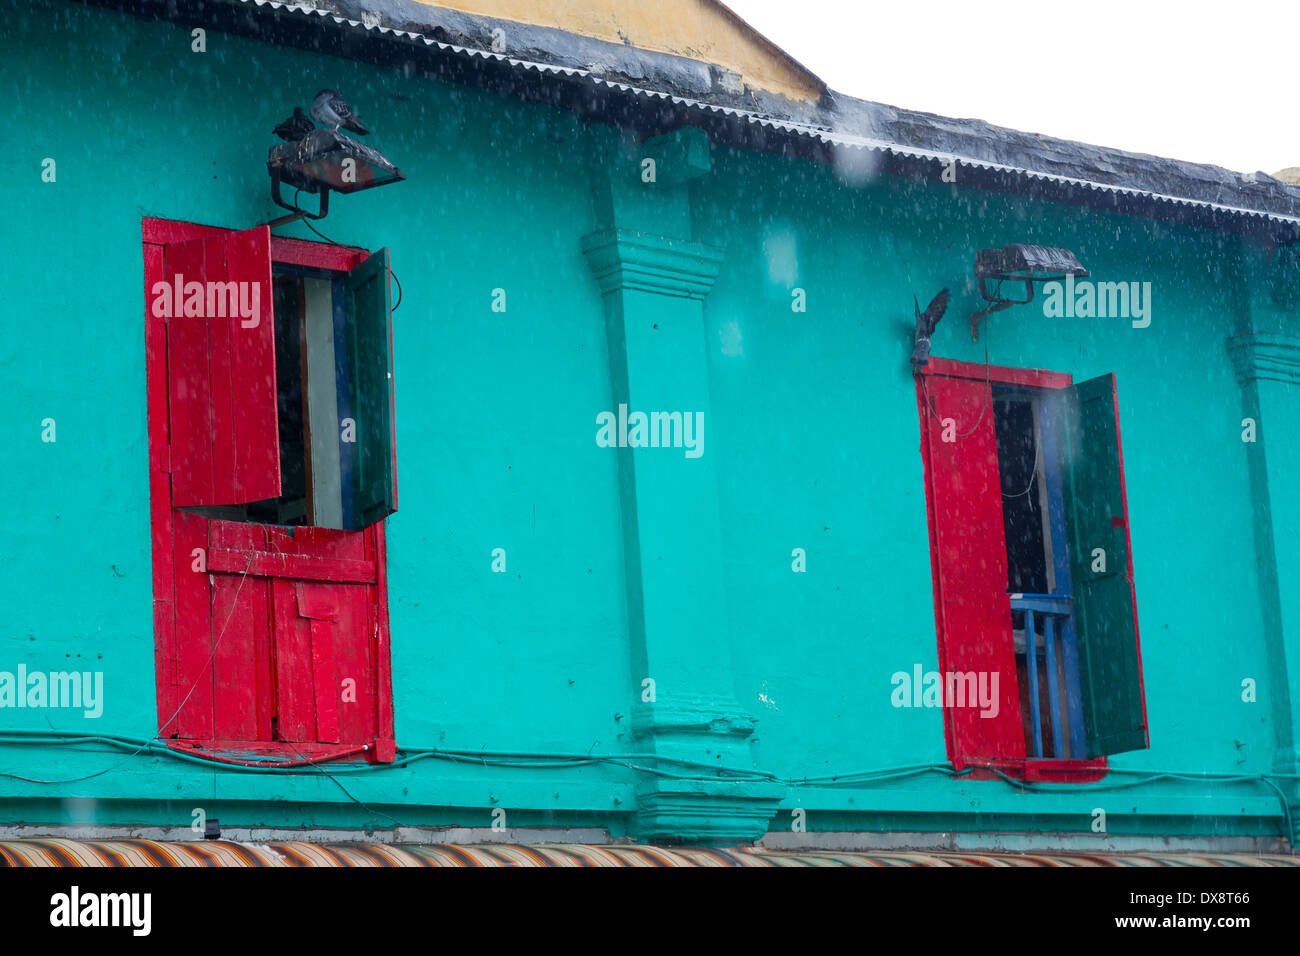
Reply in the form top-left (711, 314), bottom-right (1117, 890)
top-left (267, 129), bottom-right (405, 221)
top-left (970, 243), bottom-right (1089, 341)
top-left (974, 243), bottom-right (1089, 306)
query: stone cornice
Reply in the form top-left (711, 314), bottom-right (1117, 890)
top-left (1227, 332), bottom-right (1300, 386)
top-left (581, 229), bottom-right (723, 300)
top-left (635, 778), bottom-right (787, 844)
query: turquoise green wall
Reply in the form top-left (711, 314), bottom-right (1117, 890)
top-left (1, 0), bottom-right (1295, 843)
top-left (696, 151), bottom-right (1288, 833)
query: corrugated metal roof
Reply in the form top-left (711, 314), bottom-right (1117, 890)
top-left (3, 838), bottom-right (1297, 867)
top-left (234, 0), bottom-right (1300, 228)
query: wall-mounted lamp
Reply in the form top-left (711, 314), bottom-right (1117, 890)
top-left (266, 129), bottom-right (405, 227)
top-left (970, 243), bottom-right (1089, 341)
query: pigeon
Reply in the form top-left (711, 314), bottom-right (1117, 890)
top-left (272, 107), bottom-right (315, 142)
top-left (311, 89), bottom-right (369, 135)
top-left (910, 289), bottom-right (950, 366)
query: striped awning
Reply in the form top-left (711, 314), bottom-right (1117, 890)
top-left (1, 839), bottom-right (1296, 867)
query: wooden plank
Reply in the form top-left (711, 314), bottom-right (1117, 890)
top-left (249, 573), bottom-right (274, 743)
top-left (208, 548), bottom-right (376, 583)
top-left (210, 522), bottom-right (263, 741)
top-left (143, 218), bottom-right (235, 245)
top-left (149, 221), bottom-right (364, 268)
top-left (1025, 608), bottom-right (1041, 757)
top-left (145, 242), bottom-right (177, 726)
top-left (270, 235), bottom-right (367, 272)
top-left (271, 578), bottom-right (314, 742)
top-left (211, 571), bottom-right (258, 740)
top-left (1044, 615), bottom-right (1064, 758)
top-left (169, 510), bottom-right (214, 740)
top-left (205, 234), bottom-right (238, 507)
top-left (151, 599), bottom-right (175, 734)
top-left (372, 522), bottom-right (396, 761)
top-left (226, 226), bottom-right (280, 502)
top-left (165, 238), bottom-right (215, 506)
top-left (268, 523), bottom-right (366, 561)
top-left (213, 521), bottom-right (277, 742)
top-left (295, 524), bottom-right (367, 560)
top-left (923, 356), bottom-right (1073, 391)
top-left (295, 581), bottom-right (346, 746)
top-left (310, 620), bottom-right (340, 744)
top-left (326, 583), bottom-right (370, 746)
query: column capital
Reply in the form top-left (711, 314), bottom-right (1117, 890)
top-left (1227, 332), bottom-right (1300, 386)
top-left (581, 228), bottom-right (723, 299)
top-left (630, 692), bottom-right (757, 741)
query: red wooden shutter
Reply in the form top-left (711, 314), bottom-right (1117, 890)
top-left (918, 372), bottom-right (1025, 768)
top-left (164, 226), bottom-right (280, 507)
top-left (1058, 373), bottom-right (1149, 757)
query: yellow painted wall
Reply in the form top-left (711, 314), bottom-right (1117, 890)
top-left (416, 0), bottom-right (823, 101)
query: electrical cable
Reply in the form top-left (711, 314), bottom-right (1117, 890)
top-left (155, 550), bottom-right (254, 741)
top-left (3, 731), bottom-right (1295, 844)
top-left (282, 740), bottom-right (406, 828)
top-left (3, 730), bottom-right (1297, 800)
top-left (1001, 401), bottom-right (1040, 498)
top-left (291, 189), bottom-right (402, 311)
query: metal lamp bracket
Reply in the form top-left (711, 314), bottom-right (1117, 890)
top-left (267, 169), bottom-right (331, 228)
top-left (971, 276), bottom-right (1035, 342)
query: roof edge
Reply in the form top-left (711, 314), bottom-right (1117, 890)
top-left (59, 0), bottom-right (1300, 234)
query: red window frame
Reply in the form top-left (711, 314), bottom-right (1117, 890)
top-left (916, 357), bottom-right (1111, 783)
top-left (143, 218), bottom-right (396, 763)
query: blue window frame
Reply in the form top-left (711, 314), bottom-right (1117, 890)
top-left (994, 384), bottom-right (1087, 759)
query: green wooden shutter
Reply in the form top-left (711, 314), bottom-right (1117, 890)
top-left (1059, 373), bottom-right (1148, 758)
top-left (344, 248), bottom-right (397, 529)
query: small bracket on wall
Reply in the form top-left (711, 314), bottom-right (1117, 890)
top-left (265, 170), bottom-right (330, 228)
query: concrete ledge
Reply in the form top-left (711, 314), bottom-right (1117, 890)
top-left (0, 823), bottom-right (612, 845)
top-left (759, 829), bottom-right (1291, 855)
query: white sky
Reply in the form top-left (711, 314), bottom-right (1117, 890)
top-left (722, 0), bottom-right (1296, 175)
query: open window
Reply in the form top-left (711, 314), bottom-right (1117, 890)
top-left (993, 384), bottom-right (1084, 761)
top-left (166, 230), bottom-right (396, 531)
top-left (916, 358), bottom-right (1147, 780)
top-left (145, 220), bottom-right (397, 763)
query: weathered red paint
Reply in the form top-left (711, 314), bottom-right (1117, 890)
top-left (144, 241), bottom-right (176, 735)
top-left (917, 371), bottom-right (1025, 768)
top-left (372, 521), bottom-right (397, 763)
top-left (269, 234), bottom-right (368, 272)
top-left (207, 549), bottom-right (378, 583)
top-left (143, 217), bottom-right (396, 763)
top-left (916, 356), bottom-right (1108, 782)
top-left (923, 356), bottom-right (1073, 390)
top-left (164, 227), bottom-right (281, 507)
